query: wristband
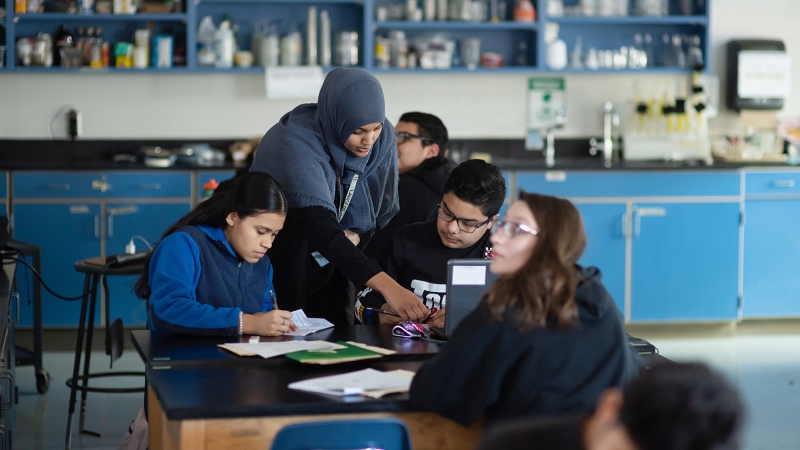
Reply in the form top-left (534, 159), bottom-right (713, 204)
top-left (238, 311), bottom-right (243, 336)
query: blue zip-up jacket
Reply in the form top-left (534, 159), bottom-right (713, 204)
top-left (148, 225), bottom-right (275, 335)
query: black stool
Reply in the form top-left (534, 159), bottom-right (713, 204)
top-left (66, 258), bottom-right (146, 450)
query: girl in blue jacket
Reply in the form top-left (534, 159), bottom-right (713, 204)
top-left (134, 171), bottom-right (298, 336)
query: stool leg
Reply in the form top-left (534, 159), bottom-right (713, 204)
top-left (66, 273), bottom-right (92, 450)
top-left (79, 274), bottom-right (102, 438)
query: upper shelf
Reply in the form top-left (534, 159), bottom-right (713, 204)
top-left (13, 13), bottom-right (188, 22)
top-left (198, 0), bottom-right (361, 3)
top-left (546, 15), bottom-right (708, 25)
top-left (372, 20), bottom-right (538, 31)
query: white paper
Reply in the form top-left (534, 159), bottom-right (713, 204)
top-left (527, 77), bottom-right (566, 130)
top-left (288, 368), bottom-right (413, 397)
top-left (284, 309), bottom-right (335, 336)
top-left (265, 66), bottom-right (324, 100)
top-left (452, 265), bottom-right (486, 286)
top-left (223, 340), bottom-right (336, 359)
top-left (738, 51), bottom-right (791, 99)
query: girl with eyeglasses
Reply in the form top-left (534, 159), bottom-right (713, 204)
top-left (410, 191), bottom-right (644, 426)
top-left (250, 68), bottom-right (428, 325)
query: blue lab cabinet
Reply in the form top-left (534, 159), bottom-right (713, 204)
top-left (12, 171), bottom-right (192, 327)
top-left (742, 170), bottom-right (800, 318)
top-left (515, 170), bottom-right (741, 322)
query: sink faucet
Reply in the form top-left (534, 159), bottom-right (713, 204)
top-left (545, 108), bottom-right (567, 168)
top-left (589, 101), bottom-right (620, 168)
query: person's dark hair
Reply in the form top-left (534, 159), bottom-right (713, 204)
top-left (484, 191), bottom-right (586, 331)
top-left (620, 362), bottom-right (745, 450)
top-left (398, 111), bottom-right (449, 156)
top-left (134, 171), bottom-right (287, 300)
top-left (444, 159), bottom-right (506, 217)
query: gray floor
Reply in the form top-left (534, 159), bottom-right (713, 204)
top-left (16, 351), bottom-right (145, 450)
top-left (14, 325), bottom-right (800, 450)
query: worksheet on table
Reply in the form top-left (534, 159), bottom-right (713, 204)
top-left (285, 309), bottom-right (334, 336)
top-left (288, 368), bottom-right (415, 397)
top-left (220, 340), bottom-right (337, 359)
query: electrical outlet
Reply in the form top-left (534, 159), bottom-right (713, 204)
top-left (67, 109), bottom-right (82, 140)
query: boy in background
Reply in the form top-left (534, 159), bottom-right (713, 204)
top-left (364, 112), bottom-right (457, 262)
top-left (356, 159), bottom-right (506, 325)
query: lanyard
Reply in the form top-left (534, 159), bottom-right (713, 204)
top-left (337, 174), bottom-right (358, 222)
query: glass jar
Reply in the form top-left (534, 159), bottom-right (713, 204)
top-left (337, 31), bottom-right (359, 66)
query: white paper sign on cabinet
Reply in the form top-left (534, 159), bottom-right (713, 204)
top-left (265, 66), bottom-right (324, 100)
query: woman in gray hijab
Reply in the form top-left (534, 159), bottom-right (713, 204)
top-left (251, 68), bottom-right (429, 325)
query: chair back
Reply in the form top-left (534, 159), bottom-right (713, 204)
top-left (270, 418), bottom-right (412, 450)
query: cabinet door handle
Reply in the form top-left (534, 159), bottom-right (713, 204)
top-left (107, 205), bottom-right (139, 238)
top-left (632, 207), bottom-right (666, 237)
top-left (94, 215), bottom-right (100, 239)
top-left (773, 180), bottom-right (795, 188)
top-left (621, 213), bottom-right (629, 238)
top-left (45, 184), bottom-right (70, 190)
top-left (70, 205), bottom-right (91, 215)
top-left (635, 207), bottom-right (667, 217)
top-left (91, 180), bottom-right (112, 193)
top-left (107, 205), bottom-right (138, 216)
top-left (137, 183), bottom-right (162, 190)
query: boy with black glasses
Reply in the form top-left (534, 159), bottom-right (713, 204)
top-left (364, 112), bottom-right (457, 262)
top-left (356, 159), bottom-right (506, 325)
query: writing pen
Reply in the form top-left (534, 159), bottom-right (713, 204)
top-left (365, 307), bottom-right (400, 317)
top-left (269, 290), bottom-right (280, 310)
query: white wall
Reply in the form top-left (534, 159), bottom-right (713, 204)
top-left (1, 0), bottom-right (799, 140)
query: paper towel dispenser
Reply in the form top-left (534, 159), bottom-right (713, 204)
top-left (726, 39), bottom-right (790, 111)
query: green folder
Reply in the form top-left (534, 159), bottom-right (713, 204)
top-left (285, 341), bottom-right (385, 365)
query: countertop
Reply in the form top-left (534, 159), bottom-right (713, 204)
top-left (1, 138), bottom-right (796, 172)
top-left (0, 157), bottom-right (795, 172)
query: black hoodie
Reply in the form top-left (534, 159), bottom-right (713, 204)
top-left (409, 266), bottom-right (644, 426)
top-left (364, 157), bottom-right (458, 262)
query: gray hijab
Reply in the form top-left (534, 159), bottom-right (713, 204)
top-left (251, 68), bottom-right (399, 233)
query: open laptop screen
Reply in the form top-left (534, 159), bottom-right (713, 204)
top-left (442, 259), bottom-right (500, 339)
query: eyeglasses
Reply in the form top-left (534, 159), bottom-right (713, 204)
top-left (437, 201), bottom-right (492, 234)
top-left (491, 220), bottom-right (539, 238)
top-left (395, 131), bottom-right (433, 145)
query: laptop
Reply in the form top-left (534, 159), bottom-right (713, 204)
top-left (429, 259), bottom-right (499, 340)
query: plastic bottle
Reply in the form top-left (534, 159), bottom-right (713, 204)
top-left (513, 0), bottom-right (536, 22)
top-left (201, 179), bottom-right (219, 200)
top-left (197, 16), bottom-right (216, 66)
top-left (261, 24), bottom-right (280, 67)
top-left (280, 25), bottom-right (302, 66)
top-left (215, 20), bottom-right (235, 68)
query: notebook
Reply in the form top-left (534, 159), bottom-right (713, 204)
top-left (430, 259), bottom-right (499, 340)
top-left (284, 341), bottom-right (396, 365)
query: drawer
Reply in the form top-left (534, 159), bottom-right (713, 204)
top-left (13, 171), bottom-right (192, 199)
top-left (745, 170), bottom-right (800, 195)
top-left (516, 171), bottom-right (741, 198)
